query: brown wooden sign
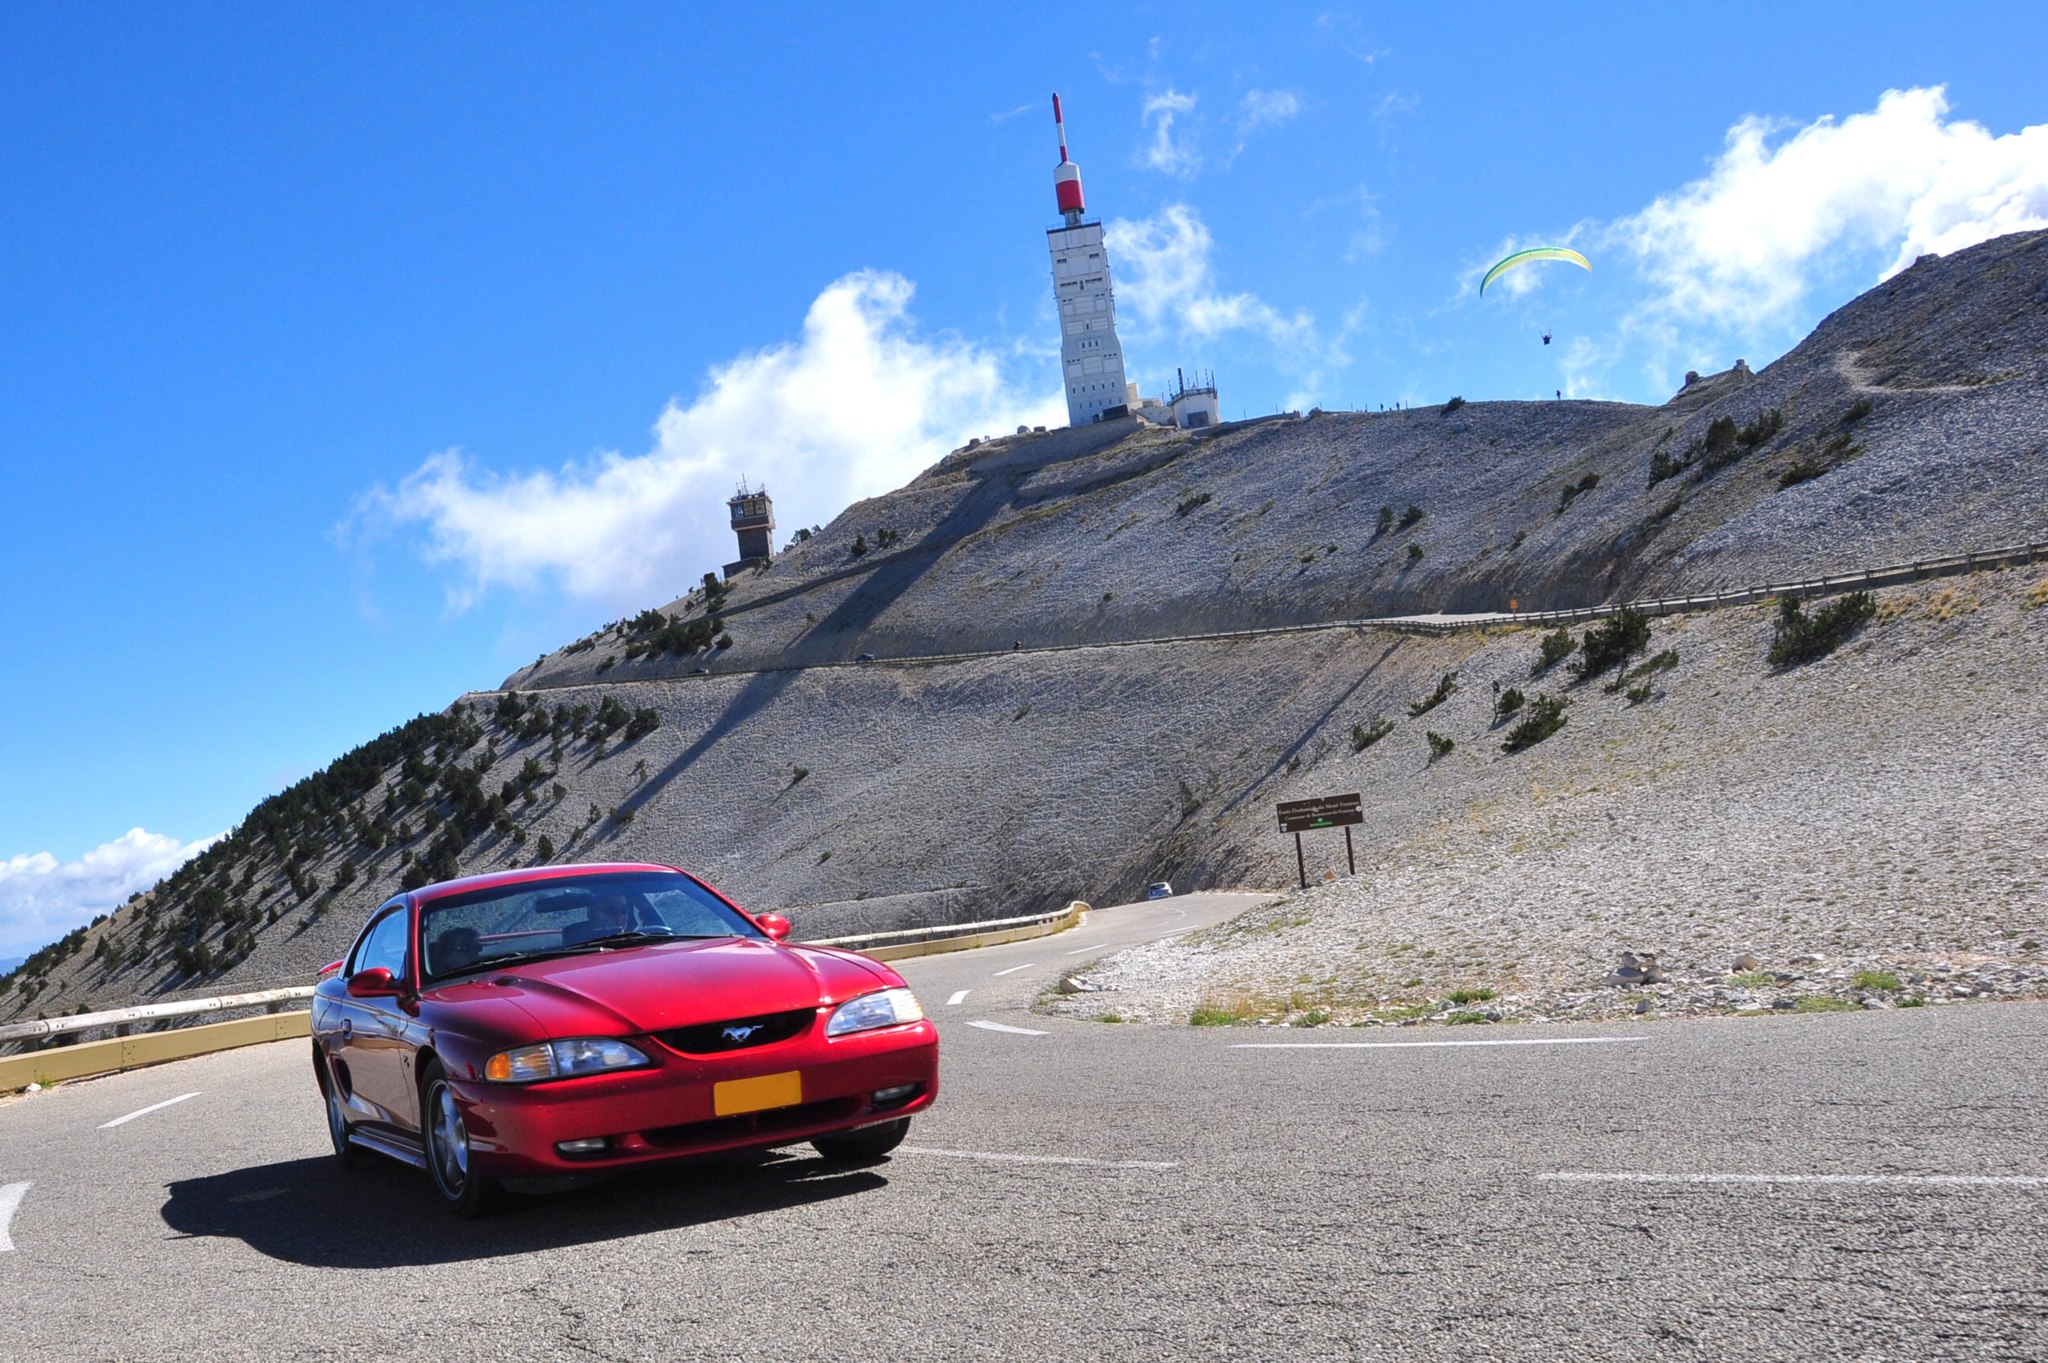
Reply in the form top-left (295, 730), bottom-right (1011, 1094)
top-left (1276, 793), bottom-right (1364, 834)
top-left (1277, 793), bottom-right (1364, 888)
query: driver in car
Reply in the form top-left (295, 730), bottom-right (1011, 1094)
top-left (565, 894), bottom-right (634, 945)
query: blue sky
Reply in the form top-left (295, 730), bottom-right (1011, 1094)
top-left (5, 2), bottom-right (2046, 960)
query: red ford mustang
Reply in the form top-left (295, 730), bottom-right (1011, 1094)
top-left (311, 862), bottom-right (939, 1215)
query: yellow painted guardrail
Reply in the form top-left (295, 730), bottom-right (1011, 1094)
top-left (0, 1012), bottom-right (311, 1091)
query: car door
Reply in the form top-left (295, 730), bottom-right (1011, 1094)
top-left (334, 904), bottom-right (419, 1132)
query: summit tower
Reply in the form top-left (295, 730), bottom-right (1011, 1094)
top-left (1046, 95), bottom-right (1129, 426)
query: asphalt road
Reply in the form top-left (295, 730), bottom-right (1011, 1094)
top-left (2, 891), bottom-right (2044, 1361)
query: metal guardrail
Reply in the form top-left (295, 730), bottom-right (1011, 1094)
top-left (1381, 540), bottom-right (2046, 635)
top-left (806, 905), bottom-right (1078, 950)
top-left (0, 986), bottom-right (314, 1046)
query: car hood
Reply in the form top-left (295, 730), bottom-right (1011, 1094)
top-left (437, 938), bottom-right (895, 1036)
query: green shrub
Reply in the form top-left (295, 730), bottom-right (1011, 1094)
top-left (1351, 717), bottom-right (1394, 752)
top-left (1406, 542), bottom-right (1424, 564)
top-left (1408, 672), bottom-right (1458, 717)
top-left (1189, 1003), bottom-right (1244, 1027)
top-left (1853, 970), bottom-right (1902, 992)
top-left (1448, 987), bottom-right (1495, 1004)
top-left (1440, 396), bottom-right (1465, 416)
top-left (1502, 695), bottom-right (1567, 753)
top-left (1768, 592), bottom-right (1876, 668)
top-left (1176, 491), bottom-right (1213, 517)
top-left (1738, 407), bottom-right (1783, 448)
top-left (1533, 627), bottom-right (1575, 675)
top-left (1626, 648), bottom-right (1678, 681)
top-left (1572, 606), bottom-right (1650, 681)
top-left (851, 534), bottom-right (870, 557)
top-left (1778, 458), bottom-right (1824, 489)
top-left (1397, 504), bottom-right (1425, 530)
top-left (1556, 472), bottom-right (1600, 513)
top-left (1650, 496), bottom-right (1681, 523)
top-left (1446, 1011), bottom-right (1489, 1025)
top-left (1493, 685), bottom-right (1525, 721)
top-left (1625, 683), bottom-right (1652, 704)
top-left (1375, 505), bottom-right (1394, 537)
top-left (1842, 397), bottom-right (1873, 425)
top-left (1425, 731), bottom-right (1454, 761)
top-left (1795, 996), bottom-right (1857, 1013)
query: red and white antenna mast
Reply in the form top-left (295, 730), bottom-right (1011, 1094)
top-left (1052, 93), bottom-right (1085, 225)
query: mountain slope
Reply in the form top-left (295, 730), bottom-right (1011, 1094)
top-left (5, 229), bottom-right (2046, 1025)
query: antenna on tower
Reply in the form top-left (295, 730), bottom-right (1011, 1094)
top-left (1052, 93), bottom-right (1085, 226)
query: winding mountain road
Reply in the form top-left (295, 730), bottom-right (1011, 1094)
top-left (2, 892), bottom-right (2043, 1360)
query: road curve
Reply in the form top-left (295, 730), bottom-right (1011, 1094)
top-left (2, 891), bottom-right (2044, 1361)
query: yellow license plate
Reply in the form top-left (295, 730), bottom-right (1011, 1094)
top-left (713, 1070), bottom-right (803, 1116)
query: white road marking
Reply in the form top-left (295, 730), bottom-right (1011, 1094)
top-left (1232, 1037), bottom-right (1644, 1050)
top-left (1541, 1172), bottom-right (2048, 1189)
top-left (946, 989), bottom-right (970, 1006)
top-left (98, 1092), bottom-right (201, 1129)
top-left (992, 962), bottom-right (1035, 977)
top-left (1065, 944), bottom-right (1100, 955)
top-left (901, 1146), bottom-right (1178, 1171)
top-left (967, 1020), bottom-right (1048, 1036)
top-left (0, 1182), bottom-right (29, 1253)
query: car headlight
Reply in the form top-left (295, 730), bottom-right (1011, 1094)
top-left (483, 1037), bottom-right (649, 1082)
top-left (825, 987), bottom-right (925, 1037)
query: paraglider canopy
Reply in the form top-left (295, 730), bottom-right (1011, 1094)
top-left (1480, 246), bottom-right (1591, 295)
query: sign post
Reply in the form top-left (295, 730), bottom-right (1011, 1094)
top-left (1275, 794), bottom-right (1365, 889)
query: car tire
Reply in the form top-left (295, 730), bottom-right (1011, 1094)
top-left (812, 1118), bottom-right (909, 1163)
top-left (420, 1059), bottom-right (502, 1219)
top-left (323, 1056), bottom-right (361, 1170)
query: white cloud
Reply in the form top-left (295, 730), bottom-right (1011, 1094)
top-left (1316, 12), bottom-right (1388, 67)
top-left (347, 271), bottom-right (1060, 610)
top-left (1230, 89), bottom-right (1303, 165)
top-left (1109, 204), bottom-right (1352, 407)
top-left (1613, 86), bottom-right (2048, 328)
top-left (1239, 88), bottom-right (1302, 135)
top-left (1109, 204), bottom-right (1317, 349)
top-left (1141, 89), bottom-right (1201, 177)
top-left (0, 828), bottom-right (221, 961)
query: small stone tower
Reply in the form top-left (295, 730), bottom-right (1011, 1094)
top-left (724, 482), bottom-right (774, 579)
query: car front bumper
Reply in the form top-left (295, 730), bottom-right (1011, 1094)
top-left (449, 1020), bottom-right (939, 1177)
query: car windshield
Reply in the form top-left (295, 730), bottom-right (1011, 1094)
top-left (418, 871), bottom-right (764, 983)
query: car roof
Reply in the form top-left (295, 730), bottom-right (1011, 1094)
top-left (411, 862), bottom-right (685, 907)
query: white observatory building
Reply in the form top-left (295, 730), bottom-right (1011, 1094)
top-left (1046, 95), bottom-right (1129, 427)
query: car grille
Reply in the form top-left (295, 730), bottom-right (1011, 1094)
top-left (656, 1007), bottom-right (817, 1055)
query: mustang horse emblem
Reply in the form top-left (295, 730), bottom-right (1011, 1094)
top-left (721, 1024), bottom-right (762, 1043)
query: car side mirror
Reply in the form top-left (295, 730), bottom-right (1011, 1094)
top-left (755, 913), bottom-right (792, 942)
top-left (346, 966), bottom-right (403, 998)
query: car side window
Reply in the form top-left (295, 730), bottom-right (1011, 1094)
top-left (349, 907), bottom-right (411, 980)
